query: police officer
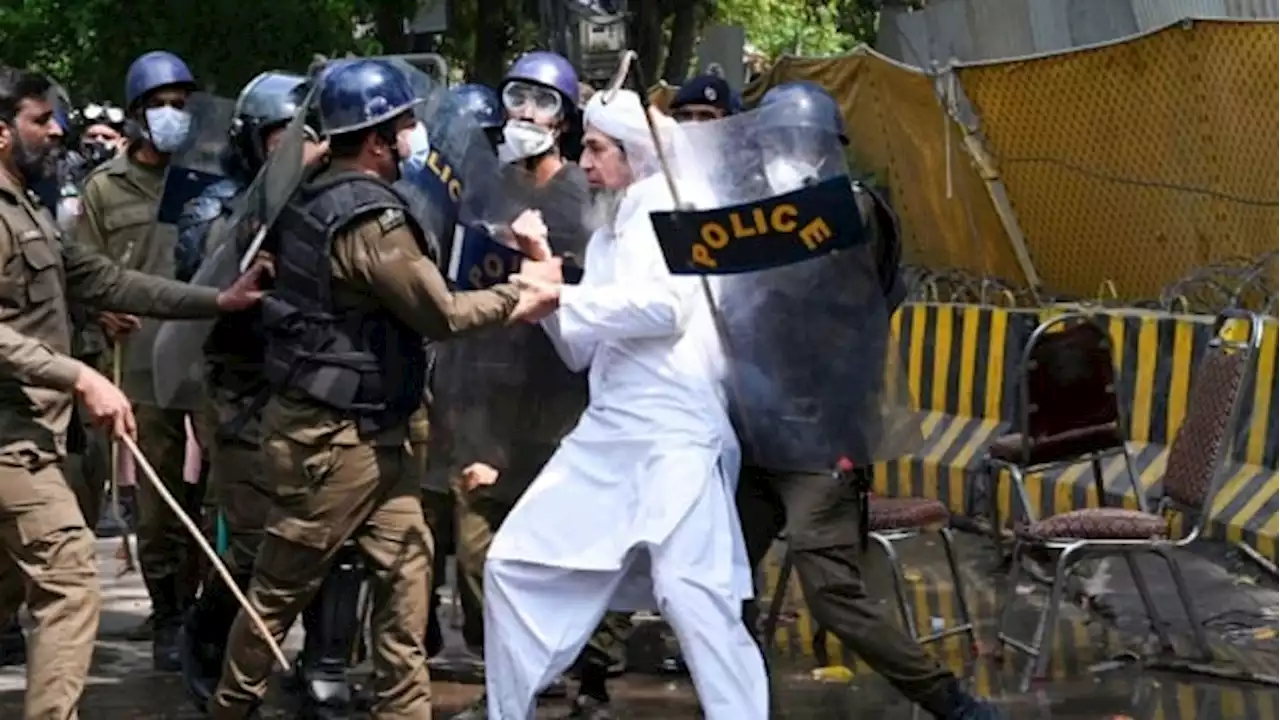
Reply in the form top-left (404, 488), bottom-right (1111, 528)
top-left (73, 49), bottom-right (207, 670)
top-left (733, 82), bottom-right (1002, 720)
top-left (667, 74), bottom-right (738, 124)
top-left (208, 58), bottom-right (558, 719)
top-left (175, 71), bottom-right (361, 717)
top-left (0, 64), bottom-right (261, 720)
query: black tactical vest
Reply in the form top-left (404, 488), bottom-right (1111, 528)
top-left (262, 171), bottom-right (427, 434)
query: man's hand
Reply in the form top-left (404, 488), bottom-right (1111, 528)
top-left (74, 364), bottom-right (136, 440)
top-left (519, 256), bottom-right (564, 285)
top-left (98, 312), bottom-right (141, 341)
top-left (303, 138), bottom-right (330, 167)
top-left (215, 262), bottom-right (267, 312)
top-left (507, 276), bottom-right (561, 325)
top-left (509, 209), bottom-right (551, 260)
top-left (461, 462), bottom-right (500, 492)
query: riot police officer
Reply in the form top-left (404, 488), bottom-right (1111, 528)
top-left (733, 82), bottom-right (1002, 720)
top-left (208, 58), bottom-right (557, 719)
top-left (175, 71), bottom-right (363, 718)
top-left (74, 49), bottom-right (206, 671)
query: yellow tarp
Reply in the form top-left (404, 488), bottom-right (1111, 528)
top-left (669, 20), bottom-right (1278, 302)
top-left (954, 19), bottom-right (1278, 301)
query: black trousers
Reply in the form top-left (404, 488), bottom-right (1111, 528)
top-left (737, 465), bottom-right (956, 716)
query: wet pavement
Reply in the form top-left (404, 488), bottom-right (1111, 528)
top-left (0, 532), bottom-right (1274, 718)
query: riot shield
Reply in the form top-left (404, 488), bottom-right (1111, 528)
top-left (151, 82), bottom-right (319, 408)
top-left (646, 106), bottom-right (922, 472)
top-left (157, 92), bottom-right (236, 224)
top-left (387, 62), bottom-right (593, 495)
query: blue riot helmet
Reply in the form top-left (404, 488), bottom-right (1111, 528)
top-left (125, 51), bottom-right (196, 110)
top-left (757, 81), bottom-right (848, 145)
top-left (318, 58), bottom-right (420, 137)
top-left (228, 71), bottom-right (309, 177)
top-left (450, 83), bottom-right (503, 151)
top-left (499, 51), bottom-right (580, 162)
top-left (755, 81), bottom-right (848, 193)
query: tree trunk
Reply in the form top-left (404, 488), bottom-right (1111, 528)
top-left (661, 2), bottom-right (698, 84)
top-left (471, 0), bottom-right (510, 86)
top-left (373, 0), bottom-right (412, 54)
top-left (628, 2), bottom-right (666, 85)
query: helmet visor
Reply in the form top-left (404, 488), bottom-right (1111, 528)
top-left (501, 80), bottom-right (562, 123)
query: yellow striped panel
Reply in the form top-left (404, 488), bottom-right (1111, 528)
top-left (1130, 316), bottom-right (1160, 444)
top-left (1246, 321), bottom-right (1278, 466)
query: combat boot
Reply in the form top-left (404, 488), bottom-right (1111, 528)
top-left (935, 681), bottom-right (1005, 720)
top-left (147, 575), bottom-right (184, 672)
top-left (0, 617), bottom-right (25, 667)
top-left (289, 542), bottom-right (363, 719)
top-left (561, 694), bottom-right (613, 720)
top-left (179, 574), bottom-right (248, 710)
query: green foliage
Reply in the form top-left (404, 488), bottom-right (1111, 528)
top-left (0, 0), bottom-right (373, 104)
top-left (711, 0), bottom-right (879, 60)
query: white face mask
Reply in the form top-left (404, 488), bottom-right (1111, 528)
top-left (498, 120), bottom-right (555, 164)
top-left (144, 106), bottom-right (191, 153)
top-left (763, 157), bottom-right (820, 194)
top-left (397, 122), bottom-right (431, 171)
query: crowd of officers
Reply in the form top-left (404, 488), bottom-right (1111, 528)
top-left (0, 45), bottom-right (1002, 720)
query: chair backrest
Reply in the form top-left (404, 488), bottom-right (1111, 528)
top-left (1020, 314), bottom-right (1121, 441)
top-left (1161, 312), bottom-right (1262, 526)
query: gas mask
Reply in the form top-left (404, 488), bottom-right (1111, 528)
top-left (396, 121), bottom-right (431, 177)
top-left (144, 106), bottom-right (192, 153)
top-left (763, 156), bottom-right (821, 195)
top-left (81, 140), bottom-right (117, 169)
top-left (498, 120), bottom-right (556, 164)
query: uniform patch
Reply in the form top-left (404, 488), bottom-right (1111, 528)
top-left (377, 208), bottom-right (406, 234)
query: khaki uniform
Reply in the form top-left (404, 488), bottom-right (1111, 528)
top-left (0, 170), bottom-right (221, 719)
top-left (75, 153), bottom-right (204, 619)
top-left (210, 182), bottom-right (518, 719)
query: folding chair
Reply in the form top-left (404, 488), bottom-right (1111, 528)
top-left (982, 312), bottom-right (1145, 545)
top-left (995, 311), bottom-right (1263, 690)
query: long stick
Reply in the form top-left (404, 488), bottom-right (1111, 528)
top-left (110, 342), bottom-right (137, 575)
top-left (118, 434), bottom-right (290, 671)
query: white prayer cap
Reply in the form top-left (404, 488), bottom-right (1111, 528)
top-left (583, 89), bottom-right (677, 179)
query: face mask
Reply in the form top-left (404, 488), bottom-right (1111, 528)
top-left (396, 122), bottom-right (431, 174)
top-left (763, 157), bottom-right (819, 194)
top-left (144, 106), bottom-right (191, 153)
top-left (498, 120), bottom-right (555, 164)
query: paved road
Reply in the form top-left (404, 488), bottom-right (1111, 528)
top-left (0, 536), bottom-right (1274, 718)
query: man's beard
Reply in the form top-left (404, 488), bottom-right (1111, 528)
top-left (585, 187), bottom-right (624, 233)
top-left (14, 137), bottom-right (57, 185)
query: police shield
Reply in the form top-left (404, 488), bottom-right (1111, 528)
top-left (157, 93), bottom-right (236, 224)
top-left (647, 106), bottom-right (921, 472)
top-left (151, 83), bottom-right (319, 408)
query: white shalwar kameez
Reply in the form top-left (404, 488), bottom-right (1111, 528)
top-left (483, 92), bottom-right (768, 720)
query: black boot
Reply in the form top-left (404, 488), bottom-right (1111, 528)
top-left (290, 541), bottom-right (363, 719)
top-left (147, 575), bottom-right (184, 672)
top-left (933, 680), bottom-right (1005, 720)
top-left (180, 574), bottom-right (249, 711)
top-left (0, 617), bottom-right (25, 667)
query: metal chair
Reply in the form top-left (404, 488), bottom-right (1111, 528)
top-left (982, 312), bottom-right (1145, 545)
top-left (761, 487), bottom-right (977, 667)
top-left (995, 311), bottom-right (1263, 690)
top-left (863, 495), bottom-right (978, 650)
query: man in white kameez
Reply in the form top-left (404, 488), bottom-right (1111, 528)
top-left (476, 89), bottom-right (769, 720)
